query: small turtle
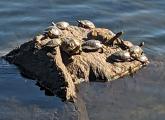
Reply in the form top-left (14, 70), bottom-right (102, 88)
top-left (77, 20), bottom-right (95, 29)
top-left (45, 38), bottom-right (62, 47)
top-left (34, 34), bottom-right (45, 43)
top-left (129, 42), bottom-right (144, 59)
top-left (120, 40), bottom-right (134, 49)
top-left (44, 26), bottom-right (62, 39)
top-left (137, 54), bottom-right (149, 65)
top-left (109, 50), bottom-right (132, 62)
top-left (53, 21), bottom-right (70, 30)
top-left (82, 40), bottom-right (103, 53)
top-left (60, 37), bottom-right (82, 55)
top-left (40, 38), bottom-right (52, 46)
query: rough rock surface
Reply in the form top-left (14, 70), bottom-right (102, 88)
top-left (3, 24), bottom-right (148, 102)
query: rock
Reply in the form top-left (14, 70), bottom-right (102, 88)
top-left (3, 22), bottom-right (149, 102)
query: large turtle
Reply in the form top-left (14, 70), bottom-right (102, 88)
top-left (77, 20), bottom-right (95, 29)
top-left (82, 40), bottom-right (103, 53)
top-left (60, 37), bottom-right (82, 55)
top-left (108, 50), bottom-right (132, 62)
top-left (88, 29), bottom-right (123, 46)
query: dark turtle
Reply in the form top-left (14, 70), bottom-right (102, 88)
top-left (53, 21), bottom-right (70, 30)
top-left (60, 37), bottom-right (82, 55)
top-left (77, 20), bottom-right (95, 29)
top-left (109, 50), bottom-right (132, 62)
top-left (82, 40), bottom-right (103, 53)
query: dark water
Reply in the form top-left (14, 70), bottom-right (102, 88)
top-left (0, 0), bottom-right (165, 120)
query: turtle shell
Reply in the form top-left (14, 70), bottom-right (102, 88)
top-left (129, 46), bottom-right (143, 58)
top-left (45, 38), bottom-right (62, 47)
top-left (137, 54), bottom-right (149, 64)
top-left (61, 37), bottom-right (81, 55)
top-left (77, 20), bottom-right (95, 29)
top-left (121, 40), bottom-right (134, 49)
top-left (44, 26), bottom-right (62, 38)
top-left (56, 21), bottom-right (69, 30)
top-left (109, 51), bottom-right (131, 62)
top-left (82, 40), bottom-right (102, 49)
top-left (87, 28), bottom-right (114, 43)
top-left (34, 34), bottom-right (45, 43)
top-left (40, 38), bottom-right (52, 46)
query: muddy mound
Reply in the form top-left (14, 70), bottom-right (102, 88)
top-left (3, 20), bottom-right (149, 101)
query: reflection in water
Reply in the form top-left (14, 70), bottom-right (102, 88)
top-left (0, 0), bottom-right (165, 119)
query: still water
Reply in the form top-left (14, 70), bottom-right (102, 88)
top-left (0, 0), bottom-right (165, 120)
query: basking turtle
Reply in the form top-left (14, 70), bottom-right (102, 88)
top-left (137, 54), bottom-right (149, 65)
top-left (88, 29), bottom-right (122, 46)
top-left (34, 34), bottom-right (45, 43)
top-left (45, 38), bottom-right (62, 48)
top-left (109, 50), bottom-right (132, 62)
top-left (44, 26), bottom-right (62, 39)
top-left (77, 20), bottom-right (95, 29)
top-left (82, 40), bottom-right (103, 53)
top-left (40, 38), bottom-right (52, 46)
top-left (60, 37), bottom-right (82, 55)
top-left (88, 28), bottom-right (114, 43)
top-left (53, 21), bottom-right (70, 30)
top-left (105, 31), bottom-right (124, 46)
top-left (129, 42), bottom-right (144, 59)
top-left (120, 40), bottom-right (134, 49)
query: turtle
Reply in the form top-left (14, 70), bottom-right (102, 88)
top-left (40, 38), bottom-right (52, 46)
top-left (109, 50), bottom-right (132, 62)
top-left (120, 40), bottom-right (134, 49)
top-left (44, 38), bottom-right (62, 48)
top-left (129, 42), bottom-right (144, 59)
top-left (60, 37), bottom-right (82, 55)
top-left (53, 21), bottom-right (70, 30)
top-left (105, 31), bottom-right (124, 46)
top-left (82, 40), bottom-right (103, 53)
top-left (34, 34), bottom-right (45, 43)
top-left (44, 26), bottom-right (62, 39)
top-left (77, 20), bottom-right (95, 29)
top-left (137, 54), bottom-right (149, 65)
top-left (87, 28), bottom-right (114, 43)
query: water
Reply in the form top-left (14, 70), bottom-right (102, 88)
top-left (0, 0), bottom-right (165, 120)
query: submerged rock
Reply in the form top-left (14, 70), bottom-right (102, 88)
top-left (3, 20), bottom-right (149, 102)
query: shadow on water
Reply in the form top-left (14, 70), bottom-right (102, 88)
top-left (78, 56), bottom-right (165, 120)
top-left (0, 58), bottom-right (84, 120)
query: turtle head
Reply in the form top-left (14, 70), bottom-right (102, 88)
top-left (139, 42), bottom-right (144, 47)
top-left (116, 31), bottom-right (124, 37)
top-left (77, 20), bottom-right (81, 23)
top-left (51, 22), bottom-right (56, 26)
